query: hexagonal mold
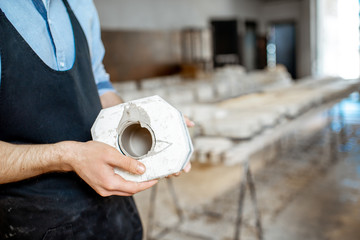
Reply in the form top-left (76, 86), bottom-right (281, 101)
top-left (91, 95), bottom-right (193, 182)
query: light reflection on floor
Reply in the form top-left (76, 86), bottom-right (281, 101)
top-left (265, 93), bottom-right (360, 240)
top-left (137, 93), bottom-right (360, 240)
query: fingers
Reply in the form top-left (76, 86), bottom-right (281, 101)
top-left (112, 176), bottom-right (158, 194)
top-left (71, 141), bottom-right (159, 197)
top-left (184, 116), bottom-right (195, 128)
top-left (166, 162), bottom-right (192, 178)
top-left (99, 174), bottom-right (158, 197)
top-left (108, 151), bottom-right (146, 175)
top-left (183, 162), bottom-right (192, 173)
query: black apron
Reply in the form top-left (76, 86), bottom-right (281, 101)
top-left (0, 1), bottom-right (142, 239)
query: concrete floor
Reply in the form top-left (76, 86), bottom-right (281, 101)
top-left (135, 94), bottom-right (360, 240)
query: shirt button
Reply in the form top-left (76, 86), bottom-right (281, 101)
top-left (60, 62), bottom-right (65, 68)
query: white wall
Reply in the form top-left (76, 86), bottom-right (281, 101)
top-left (94, 0), bottom-right (314, 78)
top-left (94, 0), bottom-right (261, 30)
top-left (316, 0), bottom-right (360, 79)
top-left (259, 0), bottom-right (302, 34)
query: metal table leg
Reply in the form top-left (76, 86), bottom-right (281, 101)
top-left (327, 108), bottom-right (339, 163)
top-left (146, 183), bottom-right (158, 240)
top-left (234, 161), bottom-right (263, 240)
top-left (234, 164), bottom-right (247, 240)
top-left (247, 164), bottom-right (263, 240)
top-left (166, 178), bottom-right (184, 223)
top-left (146, 178), bottom-right (184, 240)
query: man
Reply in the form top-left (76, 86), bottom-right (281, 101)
top-left (0, 0), bottom-right (191, 239)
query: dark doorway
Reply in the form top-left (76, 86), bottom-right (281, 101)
top-left (268, 22), bottom-right (297, 79)
top-left (211, 19), bottom-right (240, 68)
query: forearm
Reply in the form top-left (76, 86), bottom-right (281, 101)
top-left (0, 92), bottom-right (153, 193)
top-left (0, 140), bottom-right (156, 196)
top-left (100, 91), bottom-right (124, 108)
top-left (0, 141), bottom-right (72, 184)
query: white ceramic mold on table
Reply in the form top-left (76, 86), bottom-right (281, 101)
top-left (91, 95), bottom-right (193, 182)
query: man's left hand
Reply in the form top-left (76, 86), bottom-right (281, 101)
top-left (168, 116), bottom-right (194, 177)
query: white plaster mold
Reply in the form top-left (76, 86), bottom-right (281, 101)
top-left (91, 95), bottom-right (193, 182)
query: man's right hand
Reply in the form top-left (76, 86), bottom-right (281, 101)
top-left (60, 141), bottom-right (158, 197)
top-left (0, 140), bottom-right (157, 197)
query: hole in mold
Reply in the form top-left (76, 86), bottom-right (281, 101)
top-left (119, 123), bottom-right (153, 158)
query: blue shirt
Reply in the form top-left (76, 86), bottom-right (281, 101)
top-left (0, 0), bottom-right (115, 96)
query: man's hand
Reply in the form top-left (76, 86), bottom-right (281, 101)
top-left (0, 140), bottom-right (157, 197)
top-left (60, 141), bottom-right (158, 197)
top-left (100, 91), bottom-right (124, 109)
top-left (99, 92), bottom-right (193, 178)
top-left (168, 116), bottom-right (194, 177)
